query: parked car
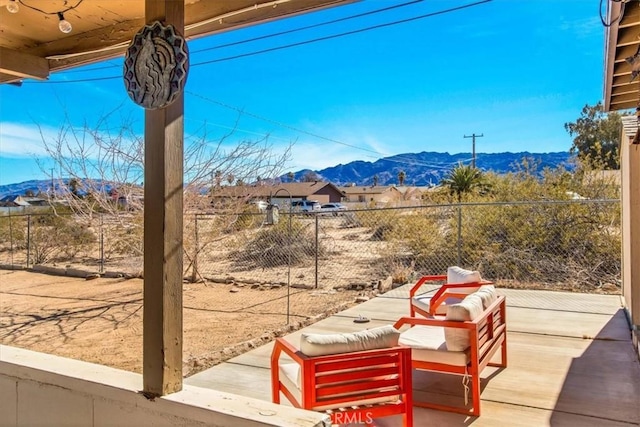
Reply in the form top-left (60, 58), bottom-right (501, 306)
top-left (291, 200), bottom-right (321, 213)
top-left (320, 203), bottom-right (348, 215)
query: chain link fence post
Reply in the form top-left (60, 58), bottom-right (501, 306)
top-left (287, 209), bottom-right (292, 324)
top-left (26, 214), bottom-right (31, 268)
top-left (457, 204), bottom-right (462, 266)
top-left (192, 214), bottom-right (199, 283)
top-left (315, 213), bottom-right (319, 289)
top-left (8, 208), bottom-right (15, 267)
top-left (99, 214), bottom-right (105, 274)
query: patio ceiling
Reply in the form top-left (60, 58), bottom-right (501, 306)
top-left (0, 0), bottom-right (355, 83)
top-left (604, 0), bottom-right (640, 112)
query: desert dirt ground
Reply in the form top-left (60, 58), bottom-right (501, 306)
top-left (0, 269), bottom-right (366, 376)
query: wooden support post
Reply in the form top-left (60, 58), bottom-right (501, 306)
top-left (621, 134), bottom-right (640, 357)
top-left (143, 0), bottom-right (185, 396)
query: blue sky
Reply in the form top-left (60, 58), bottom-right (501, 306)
top-left (0, 0), bottom-right (606, 185)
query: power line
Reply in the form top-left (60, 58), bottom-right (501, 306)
top-left (192, 0), bottom-right (492, 67)
top-left (26, 0), bottom-right (491, 84)
top-left (17, 1), bottom-right (493, 170)
top-left (59, 1), bottom-right (423, 75)
top-left (187, 90), bottom-right (383, 154)
top-left (186, 90), bottom-right (454, 170)
top-left (191, 0), bottom-right (423, 55)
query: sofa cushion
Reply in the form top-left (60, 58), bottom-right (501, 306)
top-left (444, 293), bottom-right (484, 351)
top-left (447, 266), bottom-right (482, 284)
top-left (412, 295), bottom-right (462, 315)
top-left (300, 325), bottom-right (400, 357)
top-left (398, 325), bottom-right (470, 366)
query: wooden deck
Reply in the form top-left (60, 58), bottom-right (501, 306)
top-left (186, 286), bottom-right (640, 426)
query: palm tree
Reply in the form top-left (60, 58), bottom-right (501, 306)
top-left (441, 163), bottom-right (484, 202)
top-left (398, 170), bottom-right (406, 186)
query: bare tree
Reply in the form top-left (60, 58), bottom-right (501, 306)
top-left (37, 107), bottom-right (291, 277)
top-left (302, 170), bottom-right (319, 182)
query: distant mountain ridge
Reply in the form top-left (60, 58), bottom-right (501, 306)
top-left (0, 179), bottom-right (113, 199)
top-left (0, 151), bottom-right (573, 197)
top-left (290, 151), bottom-right (573, 186)
top-left (0, 179), bottom-right (53, 199)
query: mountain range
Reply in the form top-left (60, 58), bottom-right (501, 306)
top-left (290, 151), bottom-right (573, 186)
top-left (0, 151), bottom-right (573, 198)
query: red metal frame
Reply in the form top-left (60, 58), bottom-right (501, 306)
top-left (395, 295), bottom-right (507, 416)
top-left (271, 339), bottom-right (413, 426)
top-left (409, 275), bottom-right (492, 317)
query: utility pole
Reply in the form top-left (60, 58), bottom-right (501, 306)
top-left (464, 133), bottom-right (483, 168)
top-left (50, 168), bottom-right (54, 197)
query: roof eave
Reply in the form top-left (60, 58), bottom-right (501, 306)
top-left (604, 1), bottom-right (622, 112)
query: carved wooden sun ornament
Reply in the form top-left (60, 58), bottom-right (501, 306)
top-left (124, 21), bottom-right (189, 110)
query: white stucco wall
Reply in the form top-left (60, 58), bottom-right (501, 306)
top-left (0, 345), bottom-right (329, 427)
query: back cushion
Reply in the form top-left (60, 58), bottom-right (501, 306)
top-left (475, 285), bottom-right (497, 309)
top-left (447, 266), bottom-right (482, 284)
top-left (300, 325), bottom-right (400, 357)
top-left (444, 293), bottom-right (484, 351)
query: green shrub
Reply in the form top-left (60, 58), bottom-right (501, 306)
top-left (29, 215), bottom-right (97, 264)
top-left (0, 216), bottom-right (27, 250)
top-left (232, 217), bottom-right (324, 268)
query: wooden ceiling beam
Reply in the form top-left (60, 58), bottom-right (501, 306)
top-left (33, 19), bottom-right (145, 73)
top-left (612, 74), bottom-right (633, 87)
top-left (0, 47), bottom-right (49, 80)
top-left (617, 26), bottom-right (640, 47)
top-left (612, 84), bottom-right (640, 97)
top-left (619, 1), bottom-right (640, 27)
top-left (614, 44), bottom-right (640, 63)
top-left (610, 98), bottom-right (638, 110)
top-left (612, 59), bottom-right (640, 76)
top-left (610, 91), bottom-right (640, 104)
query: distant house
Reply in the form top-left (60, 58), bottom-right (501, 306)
top-left (210, 181), bottom-right (344, 207)
top-left (0, 195), bottom-right (48, 207)
top-left (338, 185), bottom-right (402, 205)
top-left (109, 186), bottom-right (144, 210)
top-left (0, 195), bottom-right (30, 207)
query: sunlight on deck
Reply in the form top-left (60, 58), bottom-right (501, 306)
top-left (186, 286), bottom-right (640, 426)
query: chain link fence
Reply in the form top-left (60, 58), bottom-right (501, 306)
top-left (0, 199), bottom-right (622, 320)
top-left (193, 199), bottom-right (621, 295)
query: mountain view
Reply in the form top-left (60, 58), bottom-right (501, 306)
top-left (289, 151), bottom-right (573, 186)
top-left (0, 151), bottom-right (573, 198)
